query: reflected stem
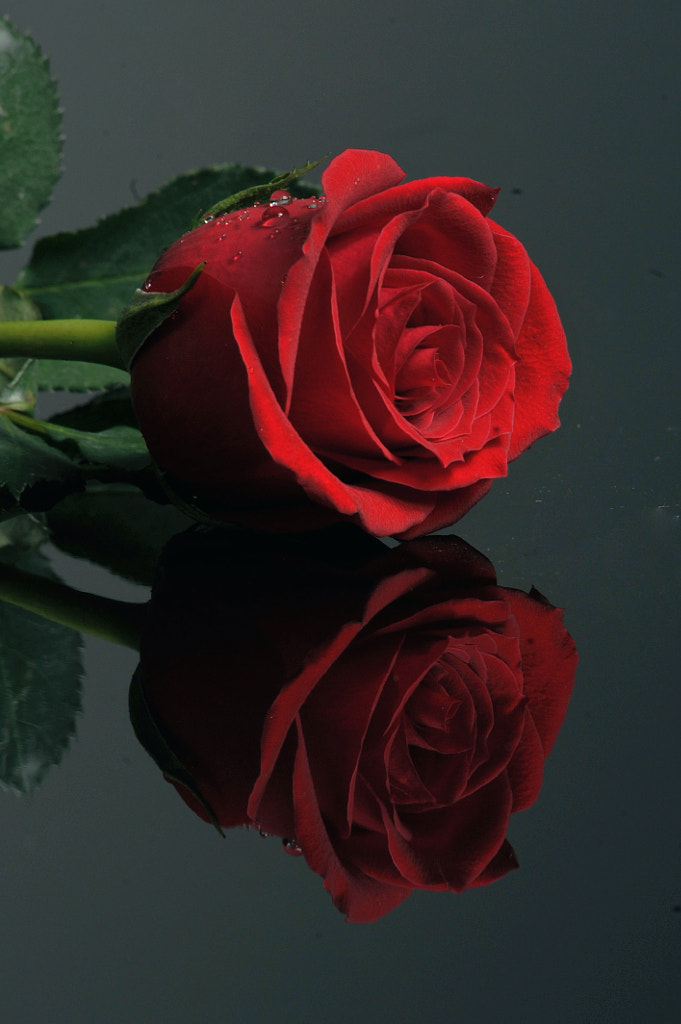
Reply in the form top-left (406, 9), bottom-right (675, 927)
top-left (0, 562), bottom-right (145, 650)
top-left (0, 319), bottom-right (124, 369)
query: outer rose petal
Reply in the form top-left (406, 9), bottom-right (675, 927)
top-left (278, 150), bottom-right (406, 400)
top-left (488, 222), bottom-right (571, 460)
top-left (509, 588), bottom-right (577, 756)
top-left (292, 723), bottom-right (411, 923)
top-left (392, 478), bottom-right (494, 540)
top-left (505, 587), bottom-right (577, 810)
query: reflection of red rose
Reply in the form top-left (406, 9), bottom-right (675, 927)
top-left (130, 148), bottom-right (571, 539)
top-left (138, 530), bottom-right (577, 922)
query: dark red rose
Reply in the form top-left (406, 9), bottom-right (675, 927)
top-left (130, 149), bottom-right (571, 539)
top-left (136, 528), bottom-right (577, 922)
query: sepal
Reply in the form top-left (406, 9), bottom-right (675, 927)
top-left (192, 157), bottom-right (323, 226)
top-left (115, 263), bottom-right (204, 370)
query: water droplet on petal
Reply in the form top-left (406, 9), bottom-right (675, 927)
top-left (282, 838), bottom-right (303, 856)
top-left (306, 195), bottom-right (327, 209)
top-left (238, 210), bottom-right (250, 221)
top-left (269, 189), bottom-right (293, 206)
top-left (231, 250), bottom-right (244, 261)
top-left (258, 829), bottom-right (272, 839)
top-left (260, 206), bottom-right (289, 226)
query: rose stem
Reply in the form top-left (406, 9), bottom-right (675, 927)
top-left (0, 319), bottom-right (124, 370)
top-left (0, 562), bottom-right (145, 650)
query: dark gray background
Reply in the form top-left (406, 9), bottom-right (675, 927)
top-left (1, 1), bottom-right (679, 1021)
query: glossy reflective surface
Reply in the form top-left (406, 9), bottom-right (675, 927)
top-left (1, 1), bottom-right (679, 1021)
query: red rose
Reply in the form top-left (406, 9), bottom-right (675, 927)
top-left (129, 149), bottom-right (571, 539)
top-left (136, 528), bottom-right (577, 922)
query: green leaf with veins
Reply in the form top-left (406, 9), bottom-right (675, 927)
top-left (6, 409), bottom-right (150, 471)
top-left (0, 16), bottom-right (62, 250)
top-left (0, 543), bottom-right (83, 797)
top-left (0, 413), bottom-right (78, 500)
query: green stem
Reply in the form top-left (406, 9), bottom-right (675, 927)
top-left (0, 319), bottom-right (124, 370)
top-left (0, 562), bottom-right (145, 650)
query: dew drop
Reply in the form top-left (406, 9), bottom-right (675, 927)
top-left (258, 829), bottom-right (272, 839)
top-left (269, 189), bottom-right (293, 206)
top-left (231, 250), bottom-right (244, 261)
top-left (306, 195), bottom-right (327, 209)
top-left (282, 838), bottom-right (303, 856)
top-left (267, 229), bottom-right (281, 238)
top-left (260, 206), bottom-right (289, 227)
top-left (238, 209), bottom-right (250, 221)
top-left (203, 214), bottom-right (215, 223)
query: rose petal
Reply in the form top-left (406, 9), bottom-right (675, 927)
top-left (292, 722), bottom-right (411, 923)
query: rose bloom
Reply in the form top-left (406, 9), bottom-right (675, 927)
top-left (129, 149), bottom-right (571, 539)
top-left (136, 528), bottom-right (577, 923)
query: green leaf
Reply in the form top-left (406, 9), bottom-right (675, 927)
top-left (50, 421), bottom-right (148, 470)
top-left (0, 16), bottom-right (62, 250)
top-left (0, 283), bottom-right (41, 322)
top-left (0, 413), bottom-right (78, 499)
top-left (15, 164), bottom-right (320, 321)
top-left (7, 409), bottom-right (150, 471)
top-left (34, 359), bottom-right (129, 392)
top-left (0, 512), bottom-right (49, 550)
top-left (0, 285), bottom-right (41, 410)
top-left (46, 483), bottom-right (191, 587)
top-left (0, 545), bottom-right (83, 796)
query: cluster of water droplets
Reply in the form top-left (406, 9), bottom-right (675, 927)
top-left (172, 189), bottom-right (330, 265)
top-left (242, 821), bottom-right (303, 856)
top-left (256, 189), bottom-right (327, 238)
